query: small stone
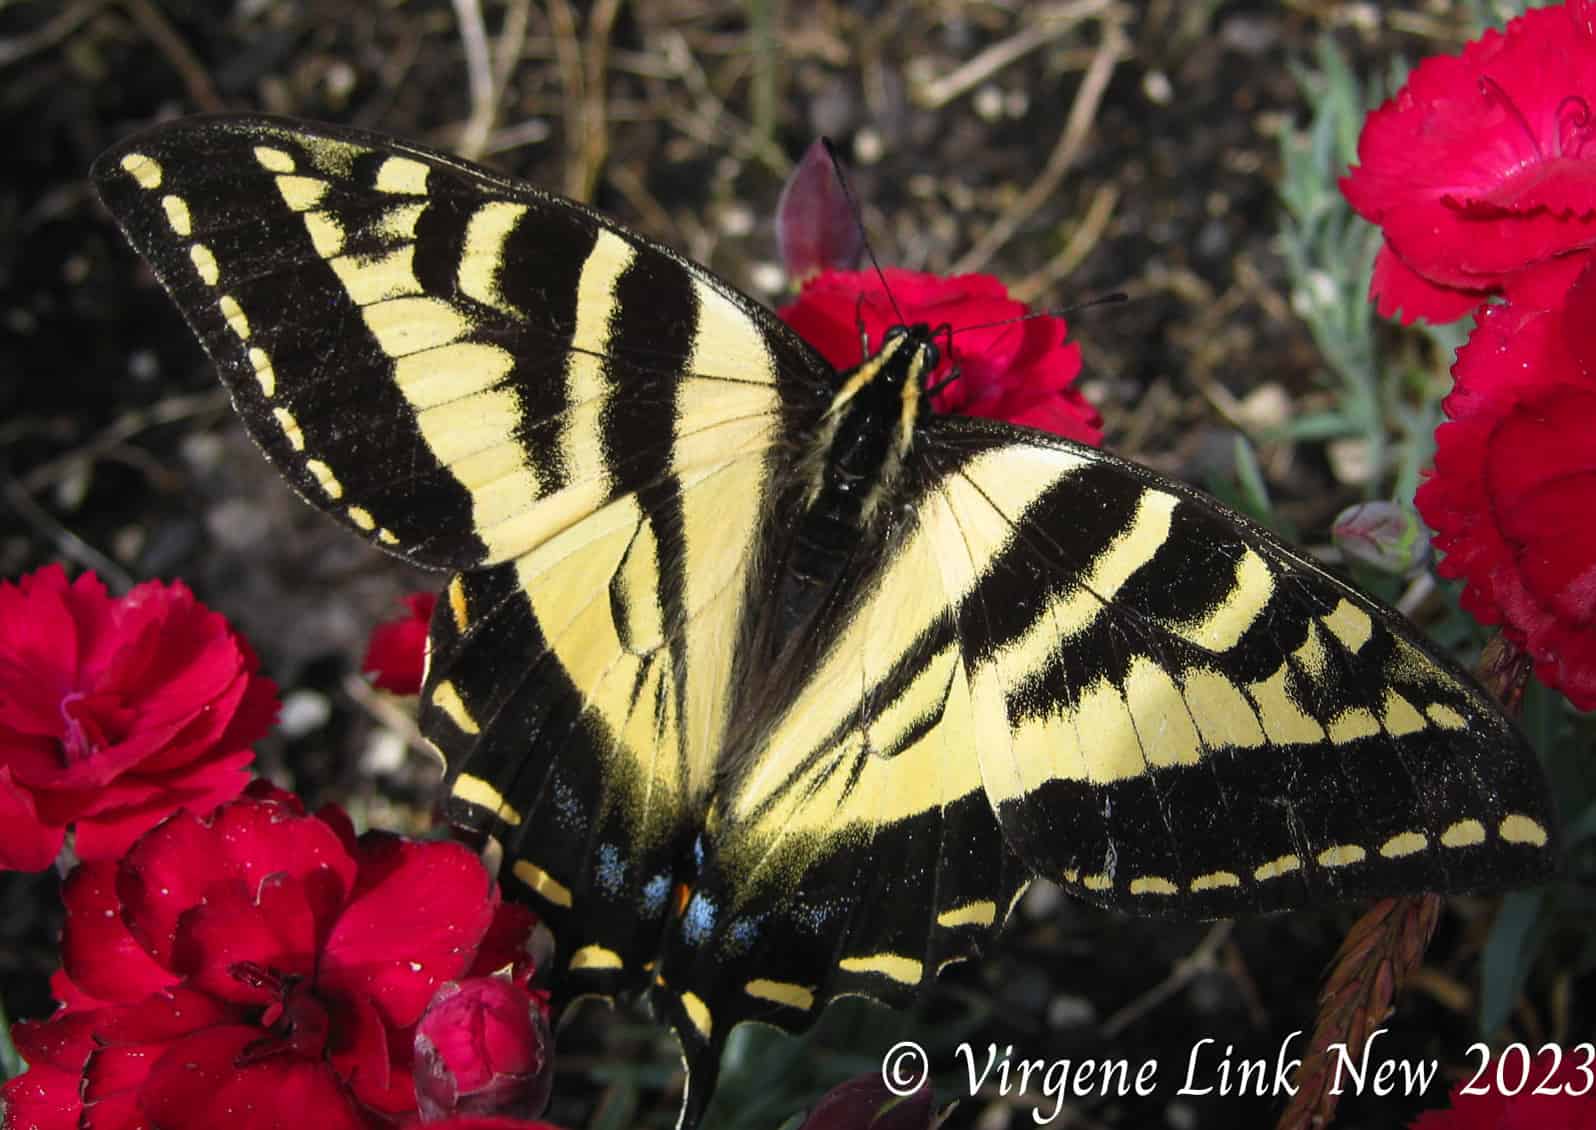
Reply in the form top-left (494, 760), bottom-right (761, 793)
top-left (278, 688), bottom-right (332, 738)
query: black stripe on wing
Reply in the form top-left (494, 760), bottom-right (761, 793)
top-left (94, 118), bottom-right (498, 567)
top-left (918, 417), bottom-right (1558, 916)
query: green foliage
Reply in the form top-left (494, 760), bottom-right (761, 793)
top-left (0, 998), bottom-right (20, 1082)
top-left (1284, 16), bottom-right (1596, 1056)
top-left (1277, 38), bottom-right (1457, 507)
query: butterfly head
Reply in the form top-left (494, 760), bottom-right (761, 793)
top-left (880, 322), bottom-right (942, 373)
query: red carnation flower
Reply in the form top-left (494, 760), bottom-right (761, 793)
top-left (425, 1120), bottom-right (567, 1130)
top-left (1342, 1), bottom-right (1596, 323)
top-left (1408, 1048), bottom-right (1596, 1129)
top-left (1415, 262), bottom-right (1596, 710)
top-left (0, 785), bottom-right (537, 1130)
top-left (0, 565), bottom-right (277, 871)
top-left (362, 591), bottom-right (438, 695)
top-left (414, 976), bottom-right (554, 1121)
top-left (779, 268), bottom-right (1102, 445)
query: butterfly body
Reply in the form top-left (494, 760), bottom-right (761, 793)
top-left (92, 115), bottom-right (1559, 1128)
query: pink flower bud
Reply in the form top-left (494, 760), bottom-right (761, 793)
top-left (798, 1072), bottom-right (937, 1130)
top-left (415, 976), bottom-right (554, 1122)
top-left (777, 138), bottom-right (865, 284)
top-left (1332, 500), bottom-right (1432, 574)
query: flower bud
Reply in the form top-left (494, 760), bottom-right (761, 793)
top-left (1332, 501), bottom-right (1432, 574)
top-left (777, 138), bottom-right (865, 285)
top-left (798, 1072), bottom-right (937, 1130)
top-left (415, 976), bottom-right (554, 1122)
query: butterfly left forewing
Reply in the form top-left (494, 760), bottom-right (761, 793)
top-left (92, 112), bottom-right (843, 1011)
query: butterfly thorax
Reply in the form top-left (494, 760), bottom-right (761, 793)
top-left (799, 324), bottom-right (938, 526)
top-left (769, 325), bottom-right (938, 634)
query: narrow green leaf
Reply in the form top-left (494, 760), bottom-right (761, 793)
top-left (1478, 889), bottom-right (1545, 1036)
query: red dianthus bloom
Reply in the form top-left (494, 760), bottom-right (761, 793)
top-left (1342, 1), bottom-right (1596, 323)
top-left (0, 565), bottom-right (277, 871)
top-left (1415, 263), bottom-right (1596, 710)
top-left (1408, 1049), bottom-right (1596, 1129)
top-left (425, 1120), bottom-right (567, 1130)
top-left (779, 268), bottom-right (1102, 445)
top-left (0, 785), bottom-right (536, 1130)
top-left (362, 591), bottom-right (438, 696)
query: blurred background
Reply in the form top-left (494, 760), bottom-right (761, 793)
top-left (0, 1), bottom-right (1590, 1127)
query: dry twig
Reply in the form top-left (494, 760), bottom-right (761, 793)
top-left (950, 8), bottom-right (1127, 275)
top-left (0, 0), bottom-right (108, 68)
top-left (3, 476), bottom-right (135, 593)
top-left (19, 389), bottom-right (227, 496)
top-left (1101, 920), bottom-right (1234, 1038)
top-left (1011, 182), bottom-right (1119, 305)
top-left (120, 0), bottom-right (222, 112)
top-left (545, 0), bottom-right (622, 200)
top-left (914, 0), bottom-right (1116, 110)
top-left (452, 0), bottom-right (531, 160)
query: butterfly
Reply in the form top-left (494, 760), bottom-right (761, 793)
top-left (93, 114), bottom-right (1558, 1127)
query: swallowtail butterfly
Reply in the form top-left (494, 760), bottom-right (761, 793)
top-left (93, 115), bottom-right (1558, 1126)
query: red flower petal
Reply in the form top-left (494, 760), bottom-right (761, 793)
top-left (318, 835), bottom-right (500, 1029)
top-left (60, 861), bottom-right (179, 1008)
top-left (777, 138), bottom-right (865, 283)
top-left (0, 764), bottom-right (62, 871)
top-left (11, 1011), bottom-right (101, 1073)
top-left (362, 592), bottom-right (436, 695)
top-left (138, 1025), bottom-right (377, 1130)
top-left (90, 987), bottom-right (237, 1047)
top-left (16, 789), bottom-right (529, 1130)
top-left (169, 873), bottom-right (323, 1000)
top-left (9, 990), bottom-right (234, 1130)
top-left (0, 566), bottom-right (276, 871)
top-left (1343, 5), bottom-right (1596, 301)
top-left (1416, 292), bottom-right (1596, 709)
top-left (1368, 241), bottom-right (1490, 325)
top-left (116, 796), bottom-right (355, 971)
top-left (68, 750), bottom-right (257, 863)
top-left (0, 1060), bottom-right (85, 1130)
top-left (325, 989), bottom-right (410, 1115)
top-left (467, 903), bottom-right (539, 982)
top-left (413, 977), bottom-right (554, 1121)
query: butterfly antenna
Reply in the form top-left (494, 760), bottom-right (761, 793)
top-left (948, 292), bottom-right (1128, 339)
top-left (821, 137), bottom-right (907, 327)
